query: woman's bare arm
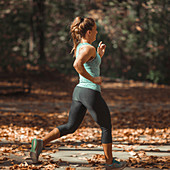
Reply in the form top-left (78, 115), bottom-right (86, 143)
top-left (73, 45), bottom-right (102, 85)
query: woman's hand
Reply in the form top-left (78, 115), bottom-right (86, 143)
top-left (92, 76), bottom-right (102, 85)
top-left (97, 41), bottom-right (106, 58)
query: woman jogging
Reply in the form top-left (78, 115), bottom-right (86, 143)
top-left (30, 16), bottom-right (127, 169)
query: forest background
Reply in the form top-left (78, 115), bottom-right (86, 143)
top-left (0, 0), bottom-right (169, 84)
top-left (0, 1), bottom-right (170, 169)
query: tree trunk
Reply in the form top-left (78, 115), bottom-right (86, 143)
top-left (33, 0), bottom-right (46, 67)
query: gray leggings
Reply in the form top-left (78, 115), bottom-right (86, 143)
top-left (57, 86), bottom-right (112, 143)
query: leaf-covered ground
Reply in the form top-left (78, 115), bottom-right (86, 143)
top-left (0, 73), bottom-right (170, 169)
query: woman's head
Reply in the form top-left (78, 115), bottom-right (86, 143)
top-left (70, 17), bottom-right (96, 55)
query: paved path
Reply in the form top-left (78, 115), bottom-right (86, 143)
top-left (0, 139), bottom-right (169, 169)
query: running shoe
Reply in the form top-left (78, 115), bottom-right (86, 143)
top-left (30, 138), bottom-right (43, 163)
top-left (104, 158), bottom-right (127, 170)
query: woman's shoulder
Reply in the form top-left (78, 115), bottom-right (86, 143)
top-left (78, 43), bottom-right (96, 54)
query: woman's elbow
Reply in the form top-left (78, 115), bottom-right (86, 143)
top-left (73, 62), bottom-right (80, 72)
top-left (73, 62), bottom-right (78, 69)
top-left (73, 62), bottom-right (83, 73)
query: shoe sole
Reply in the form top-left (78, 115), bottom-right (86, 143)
top-left (106, 162), bottom-right (127, 170)
top-left (30, 151), bottom-right (38, 163)
top-left (120, 162), bottom-right (127, 170)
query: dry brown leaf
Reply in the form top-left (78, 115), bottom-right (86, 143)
top-left (65, 167), bottom-right (76, 170)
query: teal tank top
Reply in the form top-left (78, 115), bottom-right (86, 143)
top-left (76, 43), bottom-right (101, 92)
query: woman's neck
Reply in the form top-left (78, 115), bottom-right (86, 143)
top-left (80, 38), bottom-right (92, 44)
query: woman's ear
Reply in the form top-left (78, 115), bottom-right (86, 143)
top-left (86, 30), bottom-right (91, 36)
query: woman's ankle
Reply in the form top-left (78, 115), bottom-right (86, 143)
top-left (42, 128), bottom-right (60, 147)
top-left (106, 158), bottom-right (113, 164)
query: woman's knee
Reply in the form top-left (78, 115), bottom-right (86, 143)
top-left (101, 127), bottom-right (112, 143)
top-left (58, 123), bottom-right (77, 136)
top-left (101, 126), bottom-right (112, 133)
top-left (66, 124), bottom-right (77, 134)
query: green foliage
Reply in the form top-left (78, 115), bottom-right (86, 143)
top-left (147, 70), bottom-right (163, 84)
top-left (100, 0), bottom-right (169, 84)
top-left (0, 0), bottom-right (169, 84)
top-left (0, 0), bottom-right (31, 71)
